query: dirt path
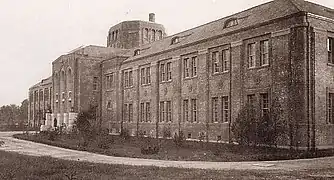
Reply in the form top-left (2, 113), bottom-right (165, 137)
top-left (0, 131), bottom-right (333, 171)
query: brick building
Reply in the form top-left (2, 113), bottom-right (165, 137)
top-left (29, 0), bottom-right (334, 148)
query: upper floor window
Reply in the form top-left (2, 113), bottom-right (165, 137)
top-left (143, 28), bottom-right (149, 41)
top-left (260, 40), bottom-right (269, 66)
top-left (328, 37), bottom-right (334, 64)
top-left (93, 77), bottom-right (98, 91)
top-left (157, 30), bottom-right (163, 40)
top-left (123, 69), bottom-right (133, 88)
top-left (151, 29), bottom-right (156, 42)
top-left (224, 18), bottom-right (238, 28)
top-left (248, 43), bottom-right (256, 68)
top-left (212, 51), bottom-right (220, 73)
top-left (134, 49), bottom-right (141, 56)
top-left (141, 66), bottom-right (151, 85)
top-left (183, 55), bottom-right (198, 78)
top-left (106, 73), bottom-right (114, 90)
top-left (222, 49), bottom-right (230, 72)
top-left (171, 36), bottom-right (179, 45)
top-left (160, 61), bottom-right (172, 82)
top-left (183, 58), bottom-right (189, 78)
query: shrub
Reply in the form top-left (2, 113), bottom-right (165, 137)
top-left (162, 127), bottom-right (171, 139)
top-left (0, 140), bottom-right (4, 146)
top-left (173, 131), bottom-right (185, 147)
top-left (141, 145), bottom-right (159, 155)
top-left (120, 128), bottom-right (130, 140)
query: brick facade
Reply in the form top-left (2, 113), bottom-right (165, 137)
top-left (28, 0), bottom-right (334, 148)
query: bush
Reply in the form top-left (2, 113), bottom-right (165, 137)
top-left (162, 127), bottom-right (171, 139)
top-left (141, 145), bottom-right (159, 155)
top-left (0, 140), bottom-right (4, 147)
top-left (120, 128), bottom-right (130, 140)
top-left (173, 131), bottom-right (185, 147)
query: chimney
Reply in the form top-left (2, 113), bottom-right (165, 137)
top-left (149, 13), bottom-right (155, 22)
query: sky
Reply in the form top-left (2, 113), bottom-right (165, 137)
top-left (0, 0), bottom-right (333, 106)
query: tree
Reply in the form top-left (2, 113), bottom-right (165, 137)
top-left (74, 105), bottom-right (96, 146)
top-left (231, 103), bottom-right (257, 146)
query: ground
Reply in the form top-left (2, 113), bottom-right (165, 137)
top-left (1, 131), bottom-right (334, 179)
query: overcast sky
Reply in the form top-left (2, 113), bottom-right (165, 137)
top-left (0, 0), bottom-right (333, 106)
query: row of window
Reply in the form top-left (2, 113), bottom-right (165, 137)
top-left (55, 91), bottom-right (72, 103)
top-left (183, 99), bottom-right (197, 123)
top-left (143, 28), bottom-right (163, 43)
top-left (247, 40), bottom-right (269, 68)
top-left (110, 30), bottom-right (119, 41)
top-left (31, 88), bottom-right (52, 102)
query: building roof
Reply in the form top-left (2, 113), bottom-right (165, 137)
top-left (29, 76), bottom-right (52, 90)
top-left (122, 0), bottom-right (334, 63)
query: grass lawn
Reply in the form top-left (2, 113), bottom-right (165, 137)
top-left (14, 132), bottom-right (334, 162)
top-left (1, 150), bottom-right (334, 180)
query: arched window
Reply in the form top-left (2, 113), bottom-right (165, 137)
top-left (171, 36), bottom-right (180, 45)
top-left (67, 68), bottom-right (73, 85)
top-left (157, 30), bottom-right (163, 40)
top-left (143, 28), bottom-right (149, 41)
top-left (151, 29), bottom-right (156, 41)
top-left (224, 18), bottom-right (238, 28)
top-left (134, 49), bottom-right (141, 56)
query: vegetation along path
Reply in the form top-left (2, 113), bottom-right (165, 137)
top-left (0, 131), bottom-right (333, 171)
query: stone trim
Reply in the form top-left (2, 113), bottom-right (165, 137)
top-left (198, 49), bottom-right (208, 55)
top-left (313, 27), bottom-right (327, 34)
top-left (271, 29), bottom-right (291, 38)
top-left (231, 40), bottom-right (243, 47)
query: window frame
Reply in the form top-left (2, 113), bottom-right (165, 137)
top-left (260, 93), bottom-right (269, 117)
top-left (328, 37), bottom-right (334, 64)
top-left (183, 99), bottom-right (189, 122)
top-left (212, 51), bottom-right (220, 73)
top-left (247, 43), bottom-right (256, 68)
top-left (222, 49), bottom-right (230, 72)
top-left (260, 40), bottom-right (269, 66)
top-left (212, 97), bottom-right (219, 123)
top-left (222, 96), bottom-right (229, 123)
top-left (191, 99), bottom-right (197, 123)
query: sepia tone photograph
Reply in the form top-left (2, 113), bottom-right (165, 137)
top-left (0, 0), bottom-right (334, 179)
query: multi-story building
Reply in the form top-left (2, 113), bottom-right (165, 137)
top-left (28, 0), bottom-right (334, 148)
top-left (28, 77), bottom-right (52, 127)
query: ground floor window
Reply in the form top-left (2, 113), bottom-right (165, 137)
top-left (328, 93), bottom-right (334, 124)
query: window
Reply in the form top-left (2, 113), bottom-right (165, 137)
top-left (93, 77), bottom-right (98, 91)
top-left (39, 90), bottom-right (43, 102)
top-left (129, 104), bottom-right (133, 122)
top-left (68, 91), bottom-right (72, 102)
top-left (140, 103), bottom-right (145, 122)
top-left (141, 67), bottom-right (151, 85)
top-left (191, 56), bottom-right (197, 77)
top-left (151, 29), bottom-right (156, 41)
top-left (212, 97), bottom-right (219, 123)
top-left (115, 30), bottom-right (118, 40)
top-left (191, 99), bottom-right (197, 123)
top-left (62, 92), bottom-right (65, 102)
top-left (55, 93), bottom-right (59, 103)
top-left (160, 63), bottom-right (166, 82)
top-left (328, 37), bottom-right (334, 64)
top-left (44, 88), bottom-right (49, 102)
top-left (183, 100), bottom-right (189, 122)
top-left (107, 101), bottom-right (112, 110)
top-left (166, 62), bottom-right (172, 81)
top-left (187, 133), bottom-right (192, 139)
top-left (144, 28), bottom-right (149, 41)
top-left (106, 73), bottom-right (114, 90)
top-left (160, 101), bottom-right (165, 122)
top-left (146, 102), bottom-right (151, 122)
top-left (160, 61), bottom-right (172, 82)
top-left (260, 93), bottom-right (269, 117)
top-left (183, 58), bottom-right (189, 78)
top-left (171, 37), bottom-right (179, 44)
top-left (328, 93), bottom-right (334, 124)
top-left (212, 51), bottom-right (219, 73)
top-left (146, 67), bottom-right (151, 84)
top-left (157, 30), bottom-right (163, 40)
top-left (166, 101), bottom-right (172, 122)
top-left (222, 49), bottom-right (230, 72)
top-left (134, 49), bottom-right (141, 56)
top-left (123, 103), bottom-right (133, 122)
top-left (224, 18), bottom-right (238, 28)
top-left (141, 68), bottom-right (146, 85)
top-left (112, 31), bottom-right (115, 40)
top-left (248, 43), bottom-right (256, 68)
top-left (123, 69), bottom-right (133, 88)
top-left (247, 94), bottom-right (255, 106)
top-left (260, 40), bottom-right (269, 66)
top-left (222, 96), bottom-right (229, 123)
